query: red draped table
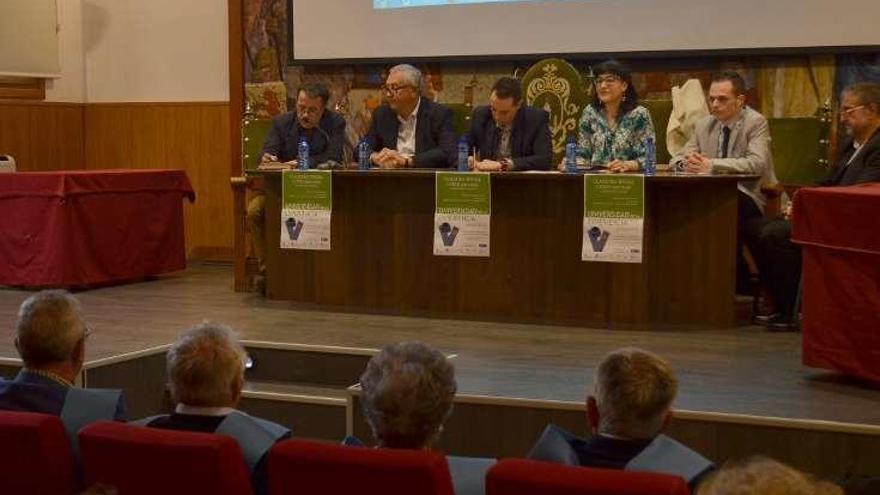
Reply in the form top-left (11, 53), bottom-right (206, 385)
top-left (0, 169), bottom-right (195, 287)
top-left (792, 183), bottom-right (880, 383)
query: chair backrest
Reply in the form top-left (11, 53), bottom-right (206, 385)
top-left (521, 58), bottom-right (592, 165)
top-left (242, 117), bottom-right (273, 172)
top-left (0, 410), bottom-right (78, 495)
top-left (268, 439), bottom-right (455, 495)
top-left (79, 421), bottom-right (253, 495)
top-left (767, 116), bottom-right (831, 186)
top-left (486, 459), bottom-right (689, 495)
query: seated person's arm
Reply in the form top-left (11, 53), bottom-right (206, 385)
top-left (412, 105), bottom-right (455, 168)
top-left (609, 107), bottom-right (654, 173)
top-left (509, 110), bottom-right (552, 171)
top-left (309, 117), bottom-right (347, 165)
top-left (260, 116), bottom-right (287, 165)
top-left (671, 128), bottom-right (701, 170)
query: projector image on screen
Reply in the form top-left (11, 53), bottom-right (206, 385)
top-left (375, 0), bottom-right (530, 8)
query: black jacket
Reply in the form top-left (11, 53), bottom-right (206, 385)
top-left (820, 127), bottom-right (880, 186)
top-left (468, 105), bottom-right (552, 171)
top-left (261, 110), bottom-right (346, 166)
top-left (364, 98), bottom-right (456, 168)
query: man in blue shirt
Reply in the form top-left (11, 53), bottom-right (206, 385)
top-left (0, 290), bottom-right (126, 427)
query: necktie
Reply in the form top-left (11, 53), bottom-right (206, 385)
top-left (721, 126), bottom-right (731, 159)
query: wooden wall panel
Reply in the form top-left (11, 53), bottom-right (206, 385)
top-left (84, 102), bottom-right (233, 259)
top-left (0, 101), bottom-right (84, 171)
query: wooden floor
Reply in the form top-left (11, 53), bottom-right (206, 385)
top-left (1, 263), bottom-right (878, 426)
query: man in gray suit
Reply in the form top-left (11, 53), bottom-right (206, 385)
top-left (672, 71), bottom-right (777, 296)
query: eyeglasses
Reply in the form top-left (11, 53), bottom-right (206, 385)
top-left (840, 104), bottom-right (865, 117)
top-left (707, 95), bottom-right (739, 104)
top-left (594, 76), bottom-right (621, 86)
top-left (381, 84), bottom-right (413, 96)
top-left (296, 105), bottom-right (322, 116)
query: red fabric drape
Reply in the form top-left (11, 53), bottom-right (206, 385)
top-left (792, 183), bottom-right (880, 383)
top-left (0, 169), bottom-right (195, 287)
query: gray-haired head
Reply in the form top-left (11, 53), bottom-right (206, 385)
top-left (15, 290), bottom-right (87, 369)
top-left (697, 456), bottom-right (844, 495)
top-left (359, 341), bottom-right (456, 449)
top-left (843, 82), bottom-right (880, 114)
top-left (388, 64), bottom-right (423, 92)
top-left (592, 347), bottom-right (678, 439)
top-left (167, 322), bottom-right (247, 408)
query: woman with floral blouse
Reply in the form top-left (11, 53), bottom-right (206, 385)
top-left (570, 60), bottom-right (656, 173)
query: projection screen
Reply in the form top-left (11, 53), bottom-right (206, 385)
top-left (291, 0), bottom-right (879, 62)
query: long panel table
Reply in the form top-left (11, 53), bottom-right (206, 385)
top-left (792, 183), bottom-right (880, 383)
top-left (0, 169), bottom-right (195, 287)
top-left (263, 170), bottom-right (748, 330)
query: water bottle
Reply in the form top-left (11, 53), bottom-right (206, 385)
top-left (565, 136), bottom-right (578, 174)
top-left (457, 136), bottom-right (469, 172)
top-left (644, 136), bottom-right (656, 176)
top-left (297, 138), bottom-right (310, 170)
top-left (358, 140), bottom-right (371, 171)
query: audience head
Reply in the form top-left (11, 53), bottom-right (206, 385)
top-left (15, 290), bottom-right (89, 382)
top-left (384, 64), bottom-right (423, 115)
top-left (359, 342), bottom-right (456, 449)
top-left (709, 71), bottom-right (747, 122)
top-left (840, 82), bottom-right (880, 141)
top-left (489, 76), bottom-right (524, 127)
top-left (591, 60), bottom-right (639, 115)
top-left (167, 322), bottom-right (247, 408)
top-left (295, 82), bottom-right (329, 129)
top-left (587, 347), bottom-right (677, 439)
top-left (697, 456), bottom-right (843, 495)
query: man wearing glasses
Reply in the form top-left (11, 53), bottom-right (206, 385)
top-left (363, 64), bottom-right (455, 168)
top-left (671, 71), bottom-right (777, 301)
top-left (757, 82), bottom-right (880, 331)
top-left (248, 82), bottom-right (346, 290)
top-left (0, 290), bottom-right (127, 434)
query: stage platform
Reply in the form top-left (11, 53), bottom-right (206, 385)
top-left (1, 263), bottom-right (879, 478)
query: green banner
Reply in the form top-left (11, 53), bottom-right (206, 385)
top-left (435, 172), bottom-right (490, 215)
top-left (282, 171), bottom-right (332, 210)
top-left (584, 175), bottom-right (644, 219)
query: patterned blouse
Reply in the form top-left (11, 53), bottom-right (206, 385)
top-left (576, 104), bottom-right (655, 169)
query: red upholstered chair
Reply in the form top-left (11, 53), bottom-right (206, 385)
top-left (486, 459), bottom-right (689, 495)
top-left (78, 421), bottom-right (253, 495)
top-left (0, 410), bottom-right (78, 495)
top-left (268, 439), bottom-right (455, 495)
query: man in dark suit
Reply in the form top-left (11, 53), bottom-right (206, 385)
top-left (247, 82), bottom-right (346, 289)
top-left (140, 322), bottom-right (290, 495)
top-left (757, 82), bottom-right (880, 330)
top-left (0, 291), bottom-right (126, 427)
top-left (468, 76), bottom-right (551, 171)
top-left (363, 64), bottom-right (455, 168)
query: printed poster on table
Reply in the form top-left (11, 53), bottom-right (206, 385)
top-left (582, 174), bottom-right (644, 263)
top-left (434, 172), bottom-right (490, 257)
top-left (280, 170), bottom-right (332, 250)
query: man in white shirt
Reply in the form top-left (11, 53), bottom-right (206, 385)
top-left (363, 64), bottom-right (456, 169)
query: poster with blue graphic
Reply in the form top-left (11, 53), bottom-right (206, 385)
top-left (582, 175), bottom-right (644, 263)
top-left (434, 172), bottom-right (491, 257)
top-left (280, 171), bottom-right (332, 250)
